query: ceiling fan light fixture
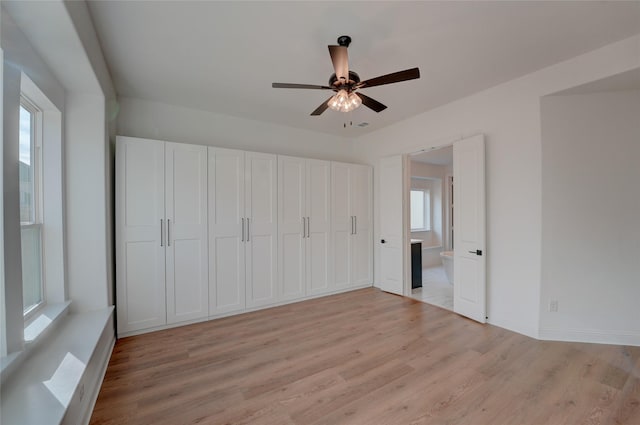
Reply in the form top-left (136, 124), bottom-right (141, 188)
top-left (272, 36), bottom-right (419, 116)
top-left (328, 89), bottom-right (362, 113)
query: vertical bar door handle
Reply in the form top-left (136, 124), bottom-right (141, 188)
top-left (351, 216), bottom-right (355, 235)
top-left (302, 217), bottom-right (306, 238)
top-left (242, 217), bottom-right (245, 242)
top-left (246, 218), bottom-right (250, 242)
top-left (167, 219), bottom-right (171, 246)
top-left (160, 219), bottom-right (164, 246)
top-left (306, 217), bottom-right (310, 238)
top-left (354, 216), bottom-right (357, 235)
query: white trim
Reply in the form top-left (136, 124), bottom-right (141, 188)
top-left (539, 327), bottom-right (640, 347)
top-left (78, 327), bottom-right (115, 425)
top-left (118, 284), bottom-right (373, 338)
top-left (1, 45), bottom-right (6, 358)
top-left (20, 91), bottom-right (47, 319)
top-left (80, 338), bottom-right (116, 425)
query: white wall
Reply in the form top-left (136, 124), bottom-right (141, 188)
top-left (1, 12), bottom-right (6, 357)
top-left (117, 97), bottom-right (356, 162)
top-left (3, 0), bottom-right (116, 315)
top-left (1, 7), bottom-right (66, 353)
top-left (60, 1), bottom-right (116, 313)
top-left (65, 94), bottom-right (110, 312)
top-left (354, 35), bottom-right (640, 338)
top-left (2, 3), bottom-right (117, 421)
top-left (539, 90), bottom-right (640, 345)
top-left (64, 1), bottom-right (118, 308)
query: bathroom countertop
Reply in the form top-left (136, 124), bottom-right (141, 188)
top-left (410, 239), bottom-right (423, 244)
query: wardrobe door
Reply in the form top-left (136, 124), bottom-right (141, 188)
top-left (331, 162), bottom-right (353, 289)
top-left (116, 137), bottom-right (166, 334)
top-left (245, 152), bottom-right (278, 308)
top-left (208, 148), bottom-right (246, 315)
top-left (165, 142), bottom-right (208, 324)
top-left (278, 156), bottom-right (306, 301)
top-left (306, 159), bottom-right (332, 295)
top-left (351, 164), bottom-right (373, 287)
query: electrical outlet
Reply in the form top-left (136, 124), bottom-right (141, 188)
top-left (79, 383), bottom-right (85, 402)
top-left (549, 300), bottom-right (559, 313)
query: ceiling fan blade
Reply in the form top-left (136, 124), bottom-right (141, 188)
top-left (356, 92), bottom-right (387, 113)
top-left (310, 97), bottom-right (332, 116)
top-left (357, 67), bottom-right (420, 89)
top-left (328, 45), bottom-right (349, 82)
top-left (272, 83), bottom-right (333, 90)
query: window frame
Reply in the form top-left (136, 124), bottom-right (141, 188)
top-left (410, 188), bottom-right (431, 232)
top-left (19, 96), bottom-right (45, 320)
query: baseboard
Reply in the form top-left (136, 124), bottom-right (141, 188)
top-left (118, 283), bottom-right (374, 338)
top-left (485, 315), bottom-right (539, 340)
top-left (538, 327), bottom-right (640, 346)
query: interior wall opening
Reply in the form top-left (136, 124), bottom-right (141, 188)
top-left (406, 145), bottom-right (454, 311)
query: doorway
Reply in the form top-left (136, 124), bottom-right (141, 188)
top-left (406, 146), bottom-right (454, 311)
top-left (377, 134), bottom-right (486, 323)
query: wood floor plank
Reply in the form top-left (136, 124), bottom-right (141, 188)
top-left (90, 288), bottom-right (640, 425)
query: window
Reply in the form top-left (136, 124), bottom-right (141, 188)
top-left (410, 189), bottom-right (431, 232)
top-left (19, 98), bottom-right (44, 316)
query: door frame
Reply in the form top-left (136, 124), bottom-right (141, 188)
top-left (401, 136), bottom-right (459, 297)
top-left (402, 153), bottom-right (412, 297)
top-left (400, 134), bottom-right (485, 306)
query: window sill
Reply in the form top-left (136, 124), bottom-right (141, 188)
top-left (1, 306), bottom-right (114, 425)
top-left (24, 301), bottom-right (71, 343)
top-left (0, 301), bottom-right (71, 383)
top-left (411, 229), bottom-right (431, 233)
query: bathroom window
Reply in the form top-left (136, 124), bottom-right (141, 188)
top-left (410, 189), bottom-right (431, 232)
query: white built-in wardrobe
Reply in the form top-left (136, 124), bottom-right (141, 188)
top-left (116, 136), bottom-right (372, 336)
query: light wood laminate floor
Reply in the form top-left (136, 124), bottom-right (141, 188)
top-left (90, 288), bottom-right (640, 425)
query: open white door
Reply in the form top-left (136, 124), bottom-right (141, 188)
top-left (453, 134), bottom-right (486, 323)
top-left (378, 155), bottom-right (404, 296)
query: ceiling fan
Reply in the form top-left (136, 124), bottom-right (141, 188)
top-left (272, 35), bottom-right (420, 116)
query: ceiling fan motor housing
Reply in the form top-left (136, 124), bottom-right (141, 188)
top-left (329, 71), bottom-right (360, 89)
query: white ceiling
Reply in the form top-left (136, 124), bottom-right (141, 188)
top-left (551, 68), bottom-right (640, 96)
top-left (87, 1), bottom-right (640, 138)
